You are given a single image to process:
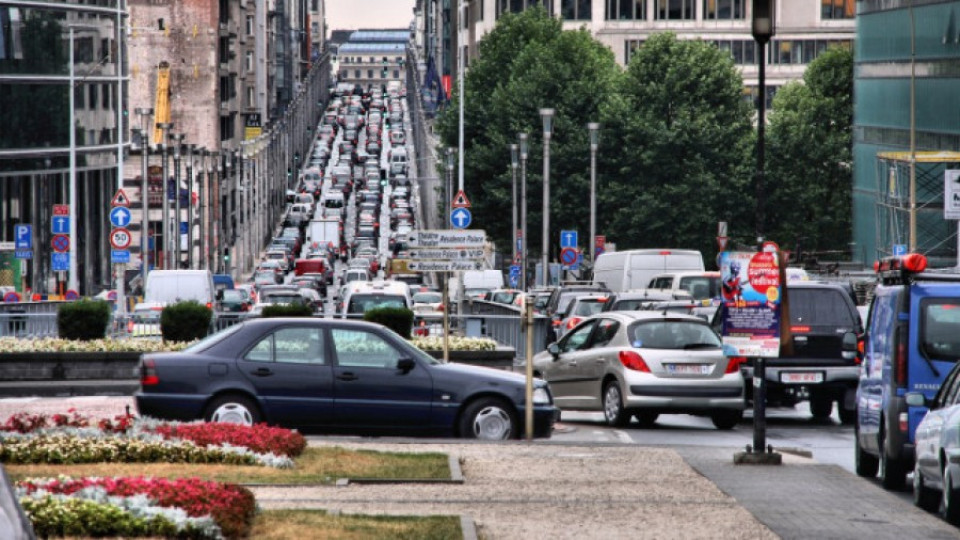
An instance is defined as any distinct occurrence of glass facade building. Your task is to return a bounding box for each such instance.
[853,1,960,266]
[0,1,127,295]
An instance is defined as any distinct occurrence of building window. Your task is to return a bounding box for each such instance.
[655,0,694,20]
[355,69,361,78]
[100,38,111,63]
[246,86,255,108]
[562,0,592,20]
[220,76,229,103]
[74,86,85,110]
[767,39,851,65]
[707,39,756,65]
[368,69,374,78]
[246,15,254,36]
[245,51,254,72]
[704,0,744,20]
[88,84,98,110]
[606,0,644,20]
[102,83,110,109]
[394,70,400,78]
[497,0,551,18]
[625,39,645,64]
[478,0,485,20]
[822,0,854,19]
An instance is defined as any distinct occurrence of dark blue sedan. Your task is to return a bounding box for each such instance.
[135,318,558,439]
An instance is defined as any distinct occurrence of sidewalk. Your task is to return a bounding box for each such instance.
[251,439,960,540]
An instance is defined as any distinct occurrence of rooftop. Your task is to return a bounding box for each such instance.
[348,30,410,43]
[339,42,407,54]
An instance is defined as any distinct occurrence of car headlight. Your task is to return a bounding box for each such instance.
[533,387,551,405]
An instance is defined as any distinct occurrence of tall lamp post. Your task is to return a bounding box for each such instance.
[446,148,455,223]
[185,144,196,269]
[510,143,519,266]
[750,0,776,461]
[169,133,186,268]
[519,133,529,290]
[539,108,555,288]
[155,122,173,268]
[135,108,153,286]
[587,122,600,267]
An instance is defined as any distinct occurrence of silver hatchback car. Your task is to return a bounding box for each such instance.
[533,311,745,429]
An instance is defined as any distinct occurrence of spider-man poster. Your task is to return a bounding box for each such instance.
[719,247,782,358]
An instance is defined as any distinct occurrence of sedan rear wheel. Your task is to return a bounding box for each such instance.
[204,395,261,425]
[460,398,517,440]
[942,469,960,525]
[603,382,630,427]
[914,461,939,512]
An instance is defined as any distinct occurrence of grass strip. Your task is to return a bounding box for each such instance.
[250,509,462,540]
[6,446,450,485]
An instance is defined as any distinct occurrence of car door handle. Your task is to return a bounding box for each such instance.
[337,372,358,381]
[567,361,577,367]
[595,359,606,364]
[250,368,273,377]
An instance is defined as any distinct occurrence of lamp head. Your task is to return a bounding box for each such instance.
[588,122,600,149]
[518,133,528,159]
[510,144,518,167]
[539,108,555,137]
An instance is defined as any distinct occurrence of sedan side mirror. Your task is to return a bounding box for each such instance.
[397,357,416,373]
[547,342,560,358]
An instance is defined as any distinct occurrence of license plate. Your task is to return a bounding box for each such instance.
[666,364,711,375]
[781,372,824,384]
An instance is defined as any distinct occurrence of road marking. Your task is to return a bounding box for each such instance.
[0,397,39,404]
[614,430,632,443]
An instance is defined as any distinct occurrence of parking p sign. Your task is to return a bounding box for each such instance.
[946,169,960,219]
[14,224,31,249]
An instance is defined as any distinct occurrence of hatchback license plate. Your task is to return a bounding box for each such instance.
[781,372,824,384]
[667,364,710,375]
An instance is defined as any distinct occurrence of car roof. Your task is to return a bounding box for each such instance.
[588,310,708,324]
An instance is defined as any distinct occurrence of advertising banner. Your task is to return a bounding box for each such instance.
[719,248,782,358]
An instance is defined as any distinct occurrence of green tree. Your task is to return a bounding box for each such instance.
[599,33,754,260]
[766,46,853,258]
[436,7,621,260]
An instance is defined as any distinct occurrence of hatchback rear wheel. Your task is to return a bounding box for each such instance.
[711,410,743,430]
[603,382,630,427]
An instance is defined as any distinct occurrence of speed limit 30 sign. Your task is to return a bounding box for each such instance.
[110,228,132,250]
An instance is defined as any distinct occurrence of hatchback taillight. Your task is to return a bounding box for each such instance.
[725,356,747,374]
[619,350,650,372]
[141,358,159,386]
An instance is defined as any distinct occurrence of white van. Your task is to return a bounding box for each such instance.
[389,147,408,175]
[135,270,216,312]
[341,280,412,318]
[592,249,704,293]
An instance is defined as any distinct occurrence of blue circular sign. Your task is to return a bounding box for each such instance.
[560,247,578,266]
[64,290,80,301]
[3,291,21,303]
[450,208,472,229]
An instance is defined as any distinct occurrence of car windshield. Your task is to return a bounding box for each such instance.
[413,292,442,303]
[491,292,517,304]
[612,300,654,311]
[679,276,721,300]
[263,293,303,304]
[348,294,406,314]
[182,323,246,353]
[221,290,244,301]
[573,299,605,316]
[789,288,856,327]
[627,320,721,350]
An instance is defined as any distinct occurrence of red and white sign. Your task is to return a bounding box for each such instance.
[51,234,69,253]
[111,189,130,207]
[53,204,69,216]
[451,189,471,208]
[110,228,132,250]
[717,236,729,251]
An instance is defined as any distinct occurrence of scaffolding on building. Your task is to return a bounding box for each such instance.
[875,151,960,266]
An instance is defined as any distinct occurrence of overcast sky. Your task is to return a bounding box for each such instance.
[326,0,415,32]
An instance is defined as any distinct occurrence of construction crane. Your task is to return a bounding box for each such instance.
[152,61,171,144]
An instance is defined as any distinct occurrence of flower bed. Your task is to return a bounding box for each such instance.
[409,336,497,351]
[17,476,256,539]
[0,337,194,354]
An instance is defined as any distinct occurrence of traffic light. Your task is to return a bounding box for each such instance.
[223,248,230,263]
[287,167,292,179]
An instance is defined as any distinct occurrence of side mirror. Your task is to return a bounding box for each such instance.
[397,357,416,373]
[841,332,858,360]
[905,391,928,408]
[547,342,560,358]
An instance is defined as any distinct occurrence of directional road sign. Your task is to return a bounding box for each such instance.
[109,206,132,228]
[408,248,485,260]
[560,247,578,266]
[51,234,69,253]
[110,228,132,250]
[51,252,69,271]
[15,224,31,249]
[561,230,578,249]
[52,216,70,234]
[450,208,472,229]
[508,265,521,288]
[111,250,130,263]
[408,260,483,272]
[408,230,487,248]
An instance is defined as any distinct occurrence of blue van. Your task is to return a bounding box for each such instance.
[855,254,960,489]
[213,274,235,292]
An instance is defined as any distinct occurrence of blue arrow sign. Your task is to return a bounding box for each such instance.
[450,208,472,229]
[52,216,70,234]
[14,224,31,249]
[561,230,577,249]
[109,206,132,228]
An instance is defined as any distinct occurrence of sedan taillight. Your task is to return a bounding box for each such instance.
[619,350,650,373]
[565,317,581,330]
[141,358,159,386]
[725,356,747,374]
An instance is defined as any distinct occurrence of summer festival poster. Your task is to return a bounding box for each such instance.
[719,246,782,358]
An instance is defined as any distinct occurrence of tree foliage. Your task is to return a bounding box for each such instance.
[766,46,853,257]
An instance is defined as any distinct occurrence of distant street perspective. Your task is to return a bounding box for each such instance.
[2,0,960,538]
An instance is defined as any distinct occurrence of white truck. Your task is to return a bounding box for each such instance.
[307,218,340,252]
[592,249,705,293]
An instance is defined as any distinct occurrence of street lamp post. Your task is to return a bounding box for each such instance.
[155,122,173,268]
[510,143,519,267]
[539,108,555,288]
[197,148,207,270]
[587,122,600,267]
[185,144,196,269]
[519,132,529,291]
[135,108,153,285]
[170,133,186,268]
[446,148,455,224]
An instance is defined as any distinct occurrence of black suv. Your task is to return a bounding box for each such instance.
[712,281,863,423]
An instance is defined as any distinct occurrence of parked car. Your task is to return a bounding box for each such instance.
[532,311,745,430]
[910,361,960,521]
[554,294,608,339]
[135,318,559,439]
